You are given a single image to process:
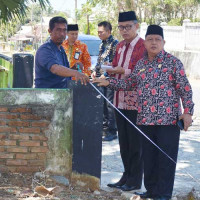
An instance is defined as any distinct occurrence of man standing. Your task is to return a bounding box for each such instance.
[93,25,194,200]
[104,11,145,190]
[62,24,91,77]
[92,21,118,141]
[35,17,89,88]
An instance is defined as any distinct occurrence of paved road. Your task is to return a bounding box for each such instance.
[101,79,200,198]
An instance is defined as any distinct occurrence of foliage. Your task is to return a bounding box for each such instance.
[0,20,21,41]
[0,0,49,23]
[83,0,200,39]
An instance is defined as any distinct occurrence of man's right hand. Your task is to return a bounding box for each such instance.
[91,71,96,79]
[74,71,90,85]
[92,78,109,87]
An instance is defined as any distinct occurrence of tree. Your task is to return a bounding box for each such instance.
[0,0,49,23]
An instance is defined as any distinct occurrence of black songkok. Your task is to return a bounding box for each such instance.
[118,11,137,22]
[145,25,164,38]
[67,24,79,31]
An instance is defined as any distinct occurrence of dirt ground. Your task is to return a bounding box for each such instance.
[0,172,127,200]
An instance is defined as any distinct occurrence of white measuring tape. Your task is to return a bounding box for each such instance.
[89,82,200,186]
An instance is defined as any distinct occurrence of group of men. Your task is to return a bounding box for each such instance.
[34,10,194,200]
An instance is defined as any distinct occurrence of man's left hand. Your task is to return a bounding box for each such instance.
[179,113,193,131]
[106,66,125,74]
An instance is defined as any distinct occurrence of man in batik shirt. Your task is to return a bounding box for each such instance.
[100,12,145,191]
[93,25,194,200]
[62,24,91,77]
[92,21,118,141]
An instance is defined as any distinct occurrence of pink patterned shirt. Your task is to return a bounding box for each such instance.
[109,50,194,125]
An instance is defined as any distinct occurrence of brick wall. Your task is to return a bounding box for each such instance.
[0,106,51,173]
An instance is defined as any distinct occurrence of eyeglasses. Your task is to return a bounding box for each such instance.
[118,24,134,31]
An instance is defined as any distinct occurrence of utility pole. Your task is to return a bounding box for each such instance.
[40,10,43,44]
[75,0,77,23]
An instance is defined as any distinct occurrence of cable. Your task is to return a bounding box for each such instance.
[89,81,200,186]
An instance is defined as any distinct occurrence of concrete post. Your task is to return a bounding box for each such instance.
[183,19,191,50]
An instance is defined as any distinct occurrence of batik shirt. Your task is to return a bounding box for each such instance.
[95,35,118,74]
[112,35,145,110]
[109,50,194,125]
[62,40,91,76]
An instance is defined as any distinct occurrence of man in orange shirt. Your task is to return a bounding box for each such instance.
[62,24,91,76]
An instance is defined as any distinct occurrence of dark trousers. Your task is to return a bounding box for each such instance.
[140,125,180,198]
[115,109,143,187]
[101,87,117,136]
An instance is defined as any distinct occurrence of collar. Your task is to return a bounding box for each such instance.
[144,50,165,63]
[50,39,63,52]
[66,39,81,46]
[129,35,140,47]
[102,35,114,44]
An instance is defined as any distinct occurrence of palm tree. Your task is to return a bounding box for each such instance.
[0,0,49,23]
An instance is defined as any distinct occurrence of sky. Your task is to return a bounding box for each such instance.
[49,0,87,15]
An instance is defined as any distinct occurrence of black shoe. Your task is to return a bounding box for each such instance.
[134,191,154,198]
[107,180,126,188]
[120,184,141,191]
[103,135,117,141]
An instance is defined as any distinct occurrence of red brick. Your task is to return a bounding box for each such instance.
[31,147,48,153]
[31,135,48,141]
[9,134,29,140]
[0,114,18,119]
[0,140,16,146]
[11,127,17,133]
[0,127,17,133]
[0,147,5,152]
[20,114,41,120]
[16,153,37,160]
[41,128,49,134]
[31,121,50,127]
[6,159,27,166]
[0,120,6,126]
[0,127,12,133]
[19,127,40,134]
[10,108,31,113]
[7,147,28,153]
[28,160,45,166]
[0,107,8,112]
[37,153,46,160]
[43,142,48,147]
[0,153,14,159]
[8,121,30,127]
[20,141,40,147]
[0,134,6,139]
[7,166,44,173]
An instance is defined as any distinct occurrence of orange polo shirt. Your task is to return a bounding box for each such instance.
[62,40,91,76]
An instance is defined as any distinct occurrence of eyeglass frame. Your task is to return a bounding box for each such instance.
[117,21,137,31]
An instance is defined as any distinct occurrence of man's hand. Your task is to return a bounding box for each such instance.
[179,113,193,131]
[74,71,89,85]
[103,61,112,66]
[99,74,106,79]
[91,71,96,79]
[106,66,125,74]
[92,78,109,87]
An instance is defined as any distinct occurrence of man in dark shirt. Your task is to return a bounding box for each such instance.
[35,16,89,88]
[91,21,118,141]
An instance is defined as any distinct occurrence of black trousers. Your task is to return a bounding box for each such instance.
[115,109,143,187]
[101,87,117,136]
[140,125,180,198]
